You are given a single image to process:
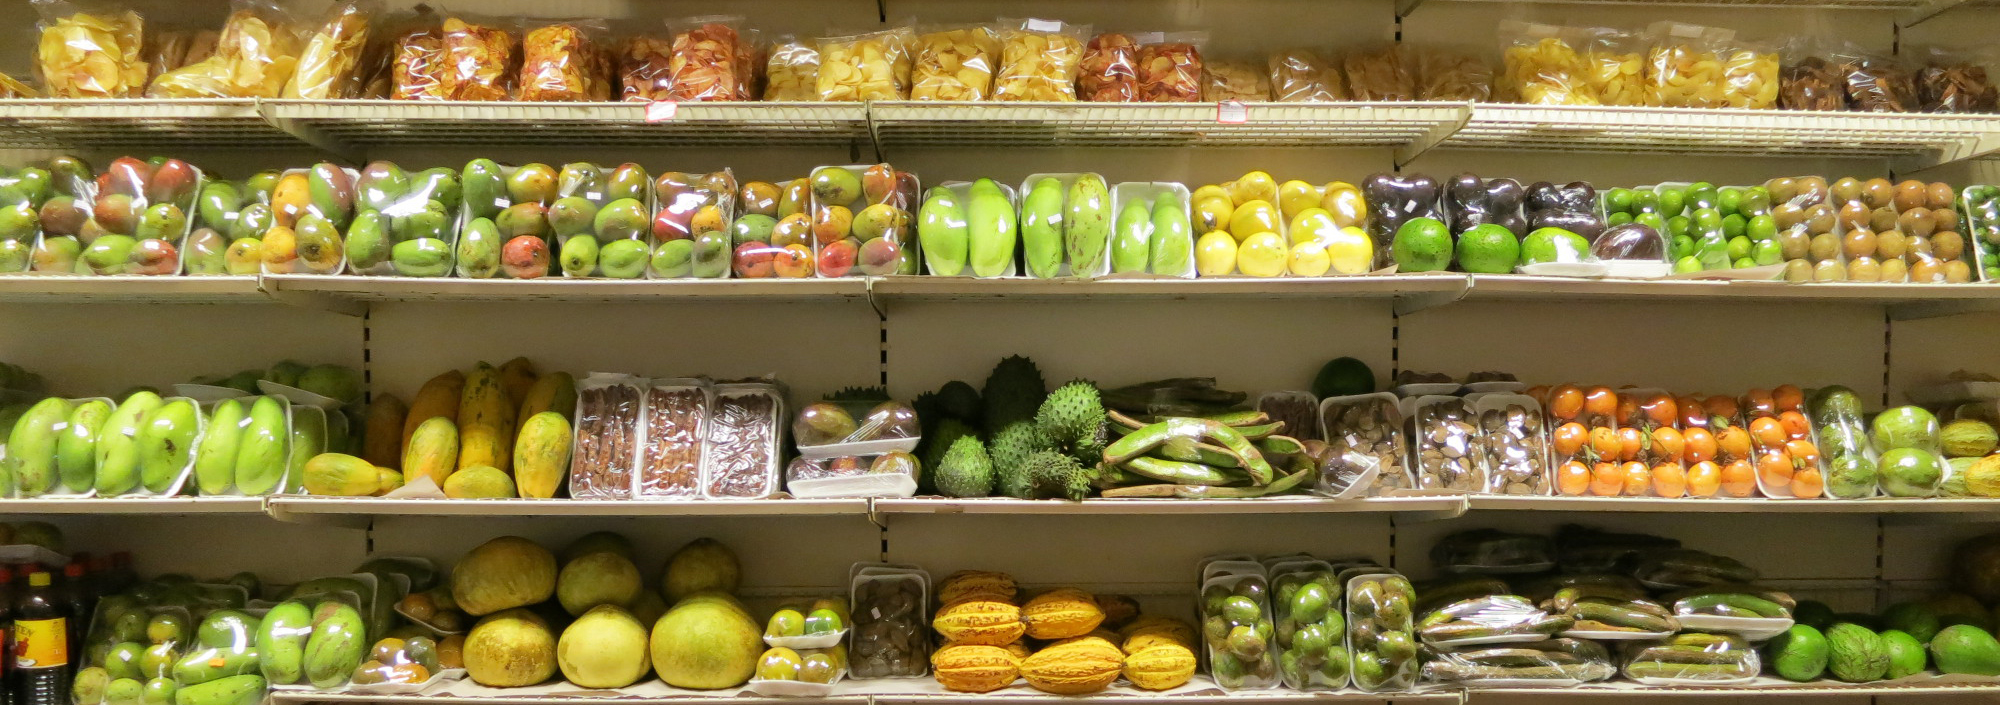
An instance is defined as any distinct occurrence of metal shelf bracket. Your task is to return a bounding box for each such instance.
[257,274,368,317]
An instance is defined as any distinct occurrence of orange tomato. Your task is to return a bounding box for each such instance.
[1643,394,1679,427]
[1552,422,1588,458]
[1589,426,1622,461]
[1682,427,1717,463]
[1652,427,1685,462]
[1721,459,1757,497]
[1749,417,1787,448]
[1686,461,1722,497]
[1557,461,1592,496]
[1704,395,1740,422]
[1791,468,1825,498]
[1774,384,1805,412]
[1778,410,1811,440]
[1549,385,1584,420]
[1652,463,1687,498]
[1617,394,1642,425]
[1757,448,1794,489]
[1526,385,1550,405]
[1786,439,1820,468]
[1676,395,1707,428]
[1616,427,1645,461]
[1716,426,1753,462]
[1744,388,1776,414]
[1583,387,1618,421]
[1621,461,1651,496]
[1591,463,1624,496]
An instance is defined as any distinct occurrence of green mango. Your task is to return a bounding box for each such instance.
[456,218,501,279]
[134,204,187,242]
[495,202,550,239]
[265,361,305,388]
[1,167,51,207]
[232,397,287,496]
[196,611,259,650]
[356,161,409,212]
[136,399,201,494]
[96,392,164,496]
[508,164,558,206]
[56,398,113,493]
[0,239,27,272]
[967,179,1016,278]
[460,159,507,220]
[393,202,450,242]
[547,196,598,237]
[606,163,649,203]
[1150,193,1192,276]
[301,603,364,688]
[392,238,451,278]
[557,163,603,200]
[192,399,245,496]
[285,407,325,493]
[1020,178,1064,278]
[560,235,600,277]
[594,198,648,240]
[48,157,91,198]
[412,167,460,212]
[6,397,73,497]
[344,212,391,271]
[226,204,272,242]
[171,674,263,705]
[599,238,648,279]
[1066,174,1111,275]
[0,203,39,241]
[244,171,281,203]
[256,601,310,684]
[1111,198,1151,274]
[196,183,242,231]
[293,215,344,274]
[172,648,257,687]
[916,187,968,275]
[183,229,228,275]
[306,164,354,226]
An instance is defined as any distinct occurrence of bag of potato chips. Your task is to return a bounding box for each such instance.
[34,0,147,98]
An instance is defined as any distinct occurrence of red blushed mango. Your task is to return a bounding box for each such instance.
[99,156,152,196]
[857,236,901,276]
[733,243,775,278]
[653,202,696,241]
[813,205,853,245]
[818,238,859,277]
[501,235,550,279]
[148,159,199,205]
[772,244,813,278]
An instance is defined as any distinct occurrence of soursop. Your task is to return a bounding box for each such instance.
[922,419,976,481]
[1036,380,1107,464]
[981,355,1047,435]
[990,420,1051,499]
[934,380,982,425]
[935,436,995,498]
[1022,449,1096,501]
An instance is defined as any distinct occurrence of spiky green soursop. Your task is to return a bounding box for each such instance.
[981,356,1046,435]
[990,420,1050,499]
[935,436,995,498]
[922,419,976,474]
[1036,380,1107,464]
[935,381,983,425]
[1023,450,1095,501]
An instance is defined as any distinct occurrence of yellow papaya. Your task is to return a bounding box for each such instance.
[403,369,464,453]
[457,362,515,473]
[363,394,407,469]
[518,372,576,422]
[512,412,571,499]
[498,357,538,410]
[443,465,516,498]
[303,453,379,496]
[375,467,404,495]
[404,416,459,487]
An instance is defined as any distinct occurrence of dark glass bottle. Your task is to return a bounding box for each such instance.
[13,572,67,705]
[0,568,17,705]
[59,564,88,681]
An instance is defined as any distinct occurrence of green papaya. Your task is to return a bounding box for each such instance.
[232,397,288,495]
[460,159,507,220]
[1065,174,1111,276]
[7,397,72,496]
[302,602,365,688]
[171,674,264,705]
[255,601,310,684]
[56,399,113,493]
[1111,198,1151,274]
[1020,178,1063,279]
[96,392,163,496]
[966,179,1016,278]
[286,408,326,494]
[1150,193,1192,276]
[916,187,968,276]
[193,400,246,495]
[136,400,201,493]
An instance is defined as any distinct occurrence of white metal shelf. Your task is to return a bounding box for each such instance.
[869,101,1469,150]
[0,99,294,150]
[1467,495,2000,514]
[0,275,266,304]
[259,273,869,308]
[260,100,872,151]
[0,497,264,515]
[871,495,1468,518]
[265,497,872,526]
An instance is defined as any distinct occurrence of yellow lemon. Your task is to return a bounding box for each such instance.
[1227,200,1280,243]
[1288,240,1332,276]
[1231,171,1278,206]
[1195,230,1238,276]
[1194,197,1235,234]
[1191,184,1231,204]
[1328,226,1375,274]
[1238,231,1289,277]
[1288,208,1337,247]
[1278,180,1322,221]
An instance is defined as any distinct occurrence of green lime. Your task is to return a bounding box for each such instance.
[1718,187,1744,216]
[1688,182,1718,208]
[1674,255,1703,273]
[1390,217,1453,272]
[1732,257,1756,269]
[1696,235,1732,269]
[1748,215,1778,241]
[1521,227,1590,265]
[1634,189,1661,214]
[1722,214,1747,240]
[1671,235,1696,260]
[1753,239,1783,266]
[1742,187,1772,216]
[1607,211,1633,227]
[1667,215,1691,239]
[1726,235,1752,261]
[1456,223,1520,274]
[1605,188,1634,214]
[1657,189,1686,218]
[1694,208,1724,233]
[1636,212,1667,234]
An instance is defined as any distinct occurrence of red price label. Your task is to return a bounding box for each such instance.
[1216,101,1248,124]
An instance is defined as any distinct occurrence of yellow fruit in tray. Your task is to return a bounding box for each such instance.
[1192,197,1233,234]
[1237,231,1289,277]
[1288,208,1338,247]
[1195,231,1237,276]
[1278,180,1321,221]
[1227,171,1278,207]
[1288,241,1332,277]
[1190,184,1230,204]
[1227,201,1280,243]
[1328,226,1375,274]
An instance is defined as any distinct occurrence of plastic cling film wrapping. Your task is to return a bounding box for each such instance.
[439,15,514,101]
[1270,560,1348,690]
[1319,392,1412,494]
[1269,48,1343,102]
[784,454,919,498]
[35,0,147,98]
[1345,572,1417,692]
[344,162,462,278]
[261,164,355,275]
[817,26,913,101]
[763,36,819,101]
[1410,395,1480,492]
[283,1,373,99]
[918,179,1018,278]
[848,568,930,678]
[809,164,919,278]
[1499,23,1597,105]
[1136,33,1204,102]
[65,156,204,277]
[1078,32,1137,102]
[1109,181,1193,278]
[912,25,999,101]
[518,21,609,102]
[993,18,1087,102]
[1416,594,1570,647]
[1620,632,1760,685]
[637,379,710,498]
[700,382,785,499]
[1422,638,1616,686]
[568,373,645,499]
[1473,394,1549,495]
[1199,572,1279,691]
[650,169,736,280]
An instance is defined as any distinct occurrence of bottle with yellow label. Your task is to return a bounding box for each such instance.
[14,572,67,705]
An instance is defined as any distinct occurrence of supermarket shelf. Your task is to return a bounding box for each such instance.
[869,274,1464,302]
[258,274,870,312]
[268,694,867,705]
[870,496,1469,519]
[0,99,295,150]
[265,497,872,526]
[0,497,265,515]
[259,100,872,151]
[1456,275,2000,319]
[1427,105,2000,170]
[1468,495,2000,516]
[1459,678,2000,697]
[876,693,1456,704]
[868,101,1469,150]
[0,275,267,304]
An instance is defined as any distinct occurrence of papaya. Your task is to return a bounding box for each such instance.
[375,468,404,495]
[1110,198,1151,274]
[303,453,378,496]
[7,397,72,496]
[497,357,538,410]
[95,392,163,496]
[233,397,289,495]
[302,603,366,688]
[1149,194,1192,276]
[518,372,576,422]
[192,399,246,495]
[402,369,464,451]
[512,412,572,499]
[1065,174,1112,275]
[1020,178,1064,279]
[404,416,459,487]
[457,363,515,473]
[443,465,516,498]
[362,394,407,468]
[55,399,112,493]
[967,179,1017,278]
[286,408,327,492]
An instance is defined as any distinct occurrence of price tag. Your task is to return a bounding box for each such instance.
[646,101,679,123]
[1025,18,1062,32]
[1216,101,1248,124]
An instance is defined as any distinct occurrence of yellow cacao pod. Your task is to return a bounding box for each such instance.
[1122,643,1197,691]
[1003,641,1032,661]
[939,570,1017,605]
[1020,636,1121,695]
[1021,588,1104,640]
[1096,594,1141,630]
[933,600,1025,646]
[932,644,1020,693]
[1119,617,1197,654]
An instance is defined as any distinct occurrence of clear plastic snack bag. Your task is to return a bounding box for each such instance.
[439,14,514,101]
[147,1,307,98]
[1204,57,1269,101]
[1620,633,1759,684]
[1917,47,1998,113]
[388,8,444,100]
[1269,48,1343,102]
[1837,49,1918,112]
[816,26,912,101]
[912,25,999,100]
[1641,21,1734,108]
[735,28,764,99]
[1423,639,1616,686]
[283,0,374,99]
[1413,46,1491,101]
[994,18,1087,101]
[1499,22,1596,105]
[616,32,672,101]
[34,0,147,98]
[1137,33,1203,102]
[142,26,192,81]
[763,35,818,101]
[518,20,606,102]
[1344,44,1414,101]
[1578,27,1644,106]
[664,16,743,102]
[1078,32,1138,102]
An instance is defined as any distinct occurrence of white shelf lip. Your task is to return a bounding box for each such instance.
[268,694,865,705]
[264,496,872,519]
[871,496,1467,515]
[0,497,265,514]
[1439,105,2000,168]
[259,274,872,302]
[869,274,1458,299]
[1467,495,2000,513]
[0,275,266,303]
